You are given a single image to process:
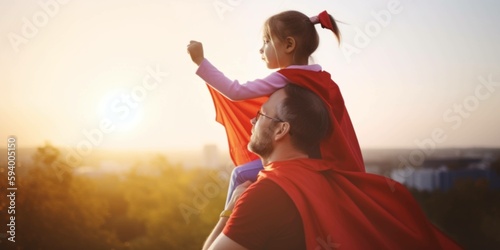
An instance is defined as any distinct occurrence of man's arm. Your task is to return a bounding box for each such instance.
[203,217,246,250]
[208,232,247,250]
[202,181,252,250]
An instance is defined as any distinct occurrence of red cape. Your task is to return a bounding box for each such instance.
[206,86,265,166]
[206,68,462,249]
[260,159,461,249]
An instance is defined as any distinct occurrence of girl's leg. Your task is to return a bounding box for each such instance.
[225,159,263,209]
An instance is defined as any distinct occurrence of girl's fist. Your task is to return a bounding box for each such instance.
[187,40,204,66]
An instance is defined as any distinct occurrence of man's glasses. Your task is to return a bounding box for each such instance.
[255,111,284,123]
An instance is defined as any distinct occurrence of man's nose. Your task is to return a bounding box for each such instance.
[259,47,263,54]
[250,117,256,125]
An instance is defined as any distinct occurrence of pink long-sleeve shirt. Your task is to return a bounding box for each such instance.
[196,58,322,101]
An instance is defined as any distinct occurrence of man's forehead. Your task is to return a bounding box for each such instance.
[263,89,286,111]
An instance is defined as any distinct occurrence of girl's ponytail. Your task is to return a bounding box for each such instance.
[310,11,341,43]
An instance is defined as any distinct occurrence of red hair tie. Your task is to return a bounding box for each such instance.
[309,10,334,31]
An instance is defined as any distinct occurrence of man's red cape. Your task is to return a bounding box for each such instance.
[206,68,462,249]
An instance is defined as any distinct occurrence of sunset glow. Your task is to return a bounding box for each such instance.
[1,0,499,151]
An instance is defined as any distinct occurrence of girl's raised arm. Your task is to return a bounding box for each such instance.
[188,40,287,101]
[196,58,287,101]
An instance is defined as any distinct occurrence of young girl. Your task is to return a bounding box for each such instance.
[187,10,341,208]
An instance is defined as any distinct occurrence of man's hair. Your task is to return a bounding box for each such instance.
[277,84,332,158]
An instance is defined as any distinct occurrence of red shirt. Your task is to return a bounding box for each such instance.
[223,179,306,250]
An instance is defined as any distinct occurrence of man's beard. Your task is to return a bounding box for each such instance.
[248,125,275,159]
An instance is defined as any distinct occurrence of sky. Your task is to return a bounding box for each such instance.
[1,0,499,152]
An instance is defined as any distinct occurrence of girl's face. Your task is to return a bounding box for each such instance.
[259,34,286,69]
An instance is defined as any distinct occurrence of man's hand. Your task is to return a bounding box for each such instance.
[187,40,204,66]
[227,181,252,211]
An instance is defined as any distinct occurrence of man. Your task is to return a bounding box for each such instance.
[203,84,325,249]
[202,84,462,250]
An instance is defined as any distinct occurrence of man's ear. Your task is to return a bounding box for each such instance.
[274,122,291,141]
[284,37,296,54]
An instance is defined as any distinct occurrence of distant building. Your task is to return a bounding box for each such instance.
[203,144,220,168]
[74,161,135,178]
[391,157,500,191]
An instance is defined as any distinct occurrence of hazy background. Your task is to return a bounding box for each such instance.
[1,0,499,152]
[1,1,500,249]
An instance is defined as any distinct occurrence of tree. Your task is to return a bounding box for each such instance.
[491,158,500,176]
[1,144,230,249]
[13,143,123,250]
[122,155,228,249]
[410,179,500,249]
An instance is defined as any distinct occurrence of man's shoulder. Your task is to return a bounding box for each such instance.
[235,177,298,213]
[226,172,305,250]
[230,175,300,226]
[245,177,287,199]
